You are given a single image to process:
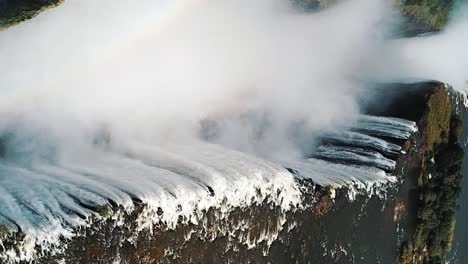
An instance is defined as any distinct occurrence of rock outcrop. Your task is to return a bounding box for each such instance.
[0,82,463,264]
[0,0,63,30]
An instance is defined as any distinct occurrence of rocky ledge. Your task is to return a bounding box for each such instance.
[0,0,63,30]
[0,81,464,264]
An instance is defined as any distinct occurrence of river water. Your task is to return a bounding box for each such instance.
[448,111,468,263]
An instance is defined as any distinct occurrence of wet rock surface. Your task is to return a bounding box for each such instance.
[0,1,462,262]
[0,82,459,264]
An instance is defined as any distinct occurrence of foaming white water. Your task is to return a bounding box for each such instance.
[0,113,417,262]
[354,115,417,139]
[0,0,423,262]
[281,158,394,188]
[0,141,302,262]
[313,145,396,171]
[284,115,416,188]
[321,131,402,155]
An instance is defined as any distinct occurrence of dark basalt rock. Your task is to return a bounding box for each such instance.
[0,82,459,264]
[0,1,462,263]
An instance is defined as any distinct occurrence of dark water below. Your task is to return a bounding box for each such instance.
[448,112,468,263]
[270,191,407,264]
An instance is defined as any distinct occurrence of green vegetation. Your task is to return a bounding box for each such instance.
[423,86,452,152]
[96,206,113,218]
[0,224,9,238]
[413,142,463,263]
[292,0,454,34]
[0,0,63,30]
[401,0,454,31]
[451,115,464,139]
[399,87,464,264]
[399,241,414,264]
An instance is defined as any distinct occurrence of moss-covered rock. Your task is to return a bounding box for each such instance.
[96,206,113,219]
[292,0,454,36]
[423,85,452,152]
[0,0,63,30]
[409,85,464,263]
[451,114,464,140]
[0,224,10,238]
[400,0,454,35]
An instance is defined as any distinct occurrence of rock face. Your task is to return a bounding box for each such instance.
[364,82,466,264]
[0,0,63,30]
[0,82,461,264]
[0,2,463,263]
[399,0,454,36]
[292,0,454,37]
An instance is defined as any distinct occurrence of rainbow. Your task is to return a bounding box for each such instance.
[112,0,200,52]
[0,0,201,110]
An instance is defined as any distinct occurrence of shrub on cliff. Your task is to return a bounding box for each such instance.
[398,241,414,264]
[450,115,464,140]
[435,143,464,174]
[424,86,452,151]
[0,0,63,29]
[411,85,464,263]
[401,0,454,31]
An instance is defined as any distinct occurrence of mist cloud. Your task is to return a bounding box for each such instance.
[365,1,468,91]
[0,0,452,162]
